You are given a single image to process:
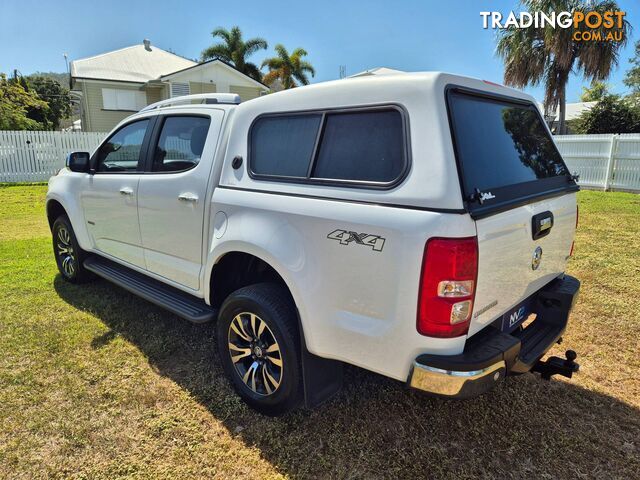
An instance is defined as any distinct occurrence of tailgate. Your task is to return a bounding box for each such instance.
[445,86,579,337]
[470,193,576,336]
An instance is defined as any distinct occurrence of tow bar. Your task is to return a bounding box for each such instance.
[532,349,580,380]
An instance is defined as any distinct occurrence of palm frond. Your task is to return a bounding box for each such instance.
[201,45,232,62]
[291,48,308,58]
[293,71,310,85]
[211,27,232,43]
[244,38,268,57]
[261,57,284,69]
[243,62,263,82]
[274,44,290,61]
[298,61,315,77]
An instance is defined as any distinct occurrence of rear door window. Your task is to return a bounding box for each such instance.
[152,116,211,172]
[447,89,575,213]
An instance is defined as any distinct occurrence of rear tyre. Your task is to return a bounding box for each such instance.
[217,283,303,416]
[52,215,93,283]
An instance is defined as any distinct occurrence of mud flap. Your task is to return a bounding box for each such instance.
[299,329,344,409]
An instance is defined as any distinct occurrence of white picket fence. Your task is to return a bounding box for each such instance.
[0,130,105,182]
[1,130,639,191]
[555,134,640,192]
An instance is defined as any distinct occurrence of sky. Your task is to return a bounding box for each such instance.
[0,0,638,103]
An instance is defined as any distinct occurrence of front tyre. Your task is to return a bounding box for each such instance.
[217,283,303,416]
[52,215,93,283]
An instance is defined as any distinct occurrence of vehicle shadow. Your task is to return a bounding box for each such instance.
[54,276,640,479]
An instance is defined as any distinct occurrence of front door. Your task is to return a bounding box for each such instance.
[137,110,224,290]
[81,118,152,268]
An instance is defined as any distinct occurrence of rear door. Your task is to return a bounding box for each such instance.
[137,110,224,290]
[446,88,578,336]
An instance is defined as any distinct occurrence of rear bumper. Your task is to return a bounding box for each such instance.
[408,274,580,398]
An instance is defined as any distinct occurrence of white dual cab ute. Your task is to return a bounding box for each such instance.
[47,73,581,415]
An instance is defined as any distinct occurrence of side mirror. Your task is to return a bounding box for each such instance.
[66,151,91,173]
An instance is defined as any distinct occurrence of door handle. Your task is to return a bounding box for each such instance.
[119,187,134,196]
[532,211,554,240]
[178,192,199,203]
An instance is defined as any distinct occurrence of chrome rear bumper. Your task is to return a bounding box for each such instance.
[409,361,506,398]
[408,275,580,399]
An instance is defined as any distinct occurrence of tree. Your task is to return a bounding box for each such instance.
[574,95,640,133]
[0,73,48,130]
[261,45,315,89]
[497,0,630,134]
[201,26,267,82]
[26,76,71,130]
[579,81,609,102]
[623,40,640,93]
[29,71,70,88]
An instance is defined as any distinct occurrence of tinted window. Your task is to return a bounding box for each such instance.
[97,120,149,173]
[449,92,569,194]
[312,110,404,182]
[153,116,211,172]
[250,114,321,177]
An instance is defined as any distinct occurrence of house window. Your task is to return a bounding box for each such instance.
[102,88,147,111]
[170,82,190,98]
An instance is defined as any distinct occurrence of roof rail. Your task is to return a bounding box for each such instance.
[140,93,241,112]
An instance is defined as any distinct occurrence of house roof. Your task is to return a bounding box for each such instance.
[70,42,196,83]
[159,58,270,89]
[348,67,405,78]
[540,101,597,121]
[557,101,597,121]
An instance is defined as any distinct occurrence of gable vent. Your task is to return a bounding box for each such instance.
[170,82,190,98]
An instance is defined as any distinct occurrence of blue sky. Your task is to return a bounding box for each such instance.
[0,0,637,102]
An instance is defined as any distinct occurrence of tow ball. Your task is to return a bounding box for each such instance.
[532,350,580,380]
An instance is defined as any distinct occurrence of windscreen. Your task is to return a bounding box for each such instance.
[448,90,572,211]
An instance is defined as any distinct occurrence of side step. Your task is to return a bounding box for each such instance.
[84,256,218,323]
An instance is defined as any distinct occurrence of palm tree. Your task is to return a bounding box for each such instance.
[201,26,267,82]
[261,44,315,89]
[497,0,630,134]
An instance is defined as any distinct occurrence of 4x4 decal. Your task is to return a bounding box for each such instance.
[327,229,386,252]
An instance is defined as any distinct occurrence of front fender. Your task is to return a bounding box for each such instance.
[46,172,92,250]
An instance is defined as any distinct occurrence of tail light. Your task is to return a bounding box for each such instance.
[417,237,478,338]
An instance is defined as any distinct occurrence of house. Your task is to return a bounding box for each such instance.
[347,67,405,78]
[70,39,269,132]
[543,101,597,134]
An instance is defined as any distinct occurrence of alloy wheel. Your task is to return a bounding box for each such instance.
[227,312,283,396]
[56,226,76,278]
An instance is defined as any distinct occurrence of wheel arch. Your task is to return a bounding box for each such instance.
[207,246,299,311]
[207,244,344,408]
[46,198,68,230]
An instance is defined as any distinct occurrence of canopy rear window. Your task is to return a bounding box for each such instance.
[447,88,576,216]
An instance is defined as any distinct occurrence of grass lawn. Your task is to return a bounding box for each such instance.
[0,184,638,479]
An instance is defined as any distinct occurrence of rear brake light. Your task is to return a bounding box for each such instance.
[417,237,478,338]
